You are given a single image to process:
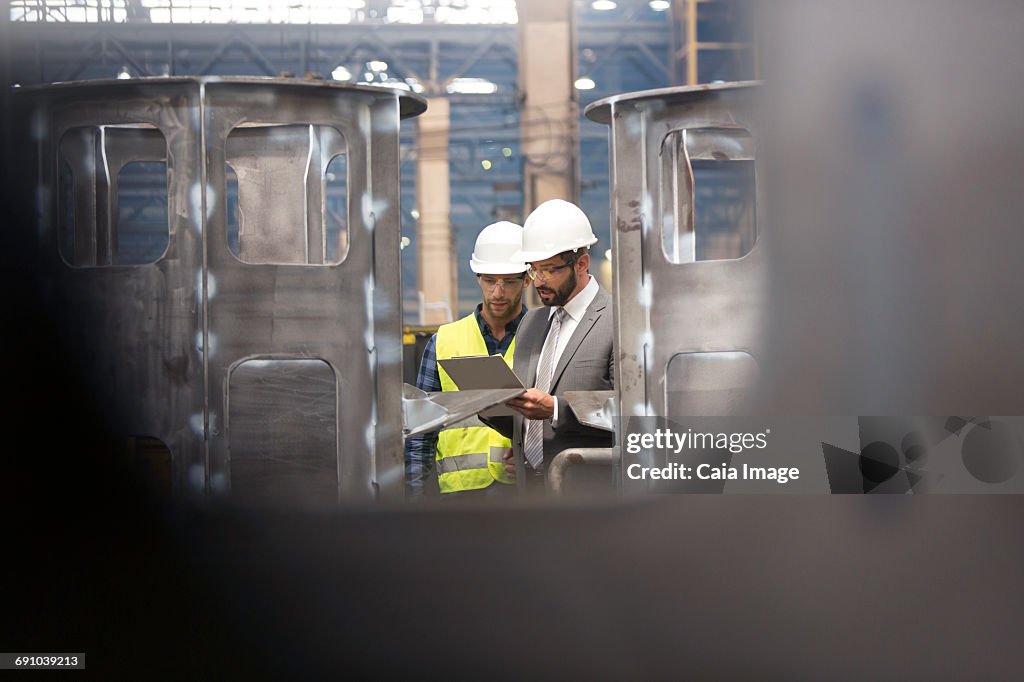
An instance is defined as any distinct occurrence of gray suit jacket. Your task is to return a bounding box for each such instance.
[485,284,614,468]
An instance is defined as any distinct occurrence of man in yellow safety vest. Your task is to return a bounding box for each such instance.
[405,221,529,498]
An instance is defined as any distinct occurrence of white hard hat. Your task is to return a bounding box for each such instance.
[469,221,528,274]
[515,199,598,263]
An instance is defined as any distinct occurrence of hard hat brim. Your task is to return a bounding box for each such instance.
[469,258,528,275]
[512,236,598,264]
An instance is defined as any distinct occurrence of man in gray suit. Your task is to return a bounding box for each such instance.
[485,199,614,492]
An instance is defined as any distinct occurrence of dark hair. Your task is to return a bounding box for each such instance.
[558,247,589,265]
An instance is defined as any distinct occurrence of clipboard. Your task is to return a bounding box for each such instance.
[437,355,525,417]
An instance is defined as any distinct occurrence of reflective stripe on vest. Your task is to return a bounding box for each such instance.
[435,312,517,493]
[435,452,487,475]
[434,444,509,475]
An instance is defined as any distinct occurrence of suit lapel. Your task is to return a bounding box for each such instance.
[548,291,608,391]
[524,310,554,387]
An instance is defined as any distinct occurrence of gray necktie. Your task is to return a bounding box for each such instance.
[523,308,566,471]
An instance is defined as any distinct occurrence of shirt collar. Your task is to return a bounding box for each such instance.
[474,302,528,337]
[549,274,598,323]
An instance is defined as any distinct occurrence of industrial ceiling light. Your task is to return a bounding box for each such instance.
[116,67,131,79]
[446,77,498,94]
[331,65,352,81]
[388,5,425,23]
[368,60,389,72]
[481,159,493,170]
[574,77,596,90]
[591,0,617,11]
[648,0,670,11]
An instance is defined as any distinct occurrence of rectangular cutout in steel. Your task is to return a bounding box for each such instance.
[225,124,349,265]
[58,125,169,266]
[227,358,339,507]
[661,127,756,263]
[665,351,760,416]
[126,436,173,497]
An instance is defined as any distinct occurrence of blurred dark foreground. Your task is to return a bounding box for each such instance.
[5,411,1024,681]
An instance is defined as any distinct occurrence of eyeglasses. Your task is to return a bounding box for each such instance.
[526,261,573,281]
[478,276,525,291]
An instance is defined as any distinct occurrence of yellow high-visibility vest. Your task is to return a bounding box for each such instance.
[435,313,517,493]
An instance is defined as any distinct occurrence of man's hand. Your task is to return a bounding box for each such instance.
[505,388,555,420]
[502,448,516,480]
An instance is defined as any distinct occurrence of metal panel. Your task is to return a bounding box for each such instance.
[227,358,338,508]
[27,79,206,494]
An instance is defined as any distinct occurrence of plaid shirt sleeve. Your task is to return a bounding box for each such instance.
[404,333,441,497]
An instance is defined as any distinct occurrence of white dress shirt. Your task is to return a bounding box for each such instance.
[536,274,599,424]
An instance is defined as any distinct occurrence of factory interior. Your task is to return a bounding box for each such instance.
[3,1,1024,678]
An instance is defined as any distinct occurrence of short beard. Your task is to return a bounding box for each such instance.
[541,268,578,307]
[485,289,522,323]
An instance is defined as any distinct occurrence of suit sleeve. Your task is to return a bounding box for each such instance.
[608,339,615,389]
[550,337,615,440]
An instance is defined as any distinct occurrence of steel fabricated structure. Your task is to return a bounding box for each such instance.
[587,82,764,491]
[587,73,1024,496]
[21,77,426,505]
